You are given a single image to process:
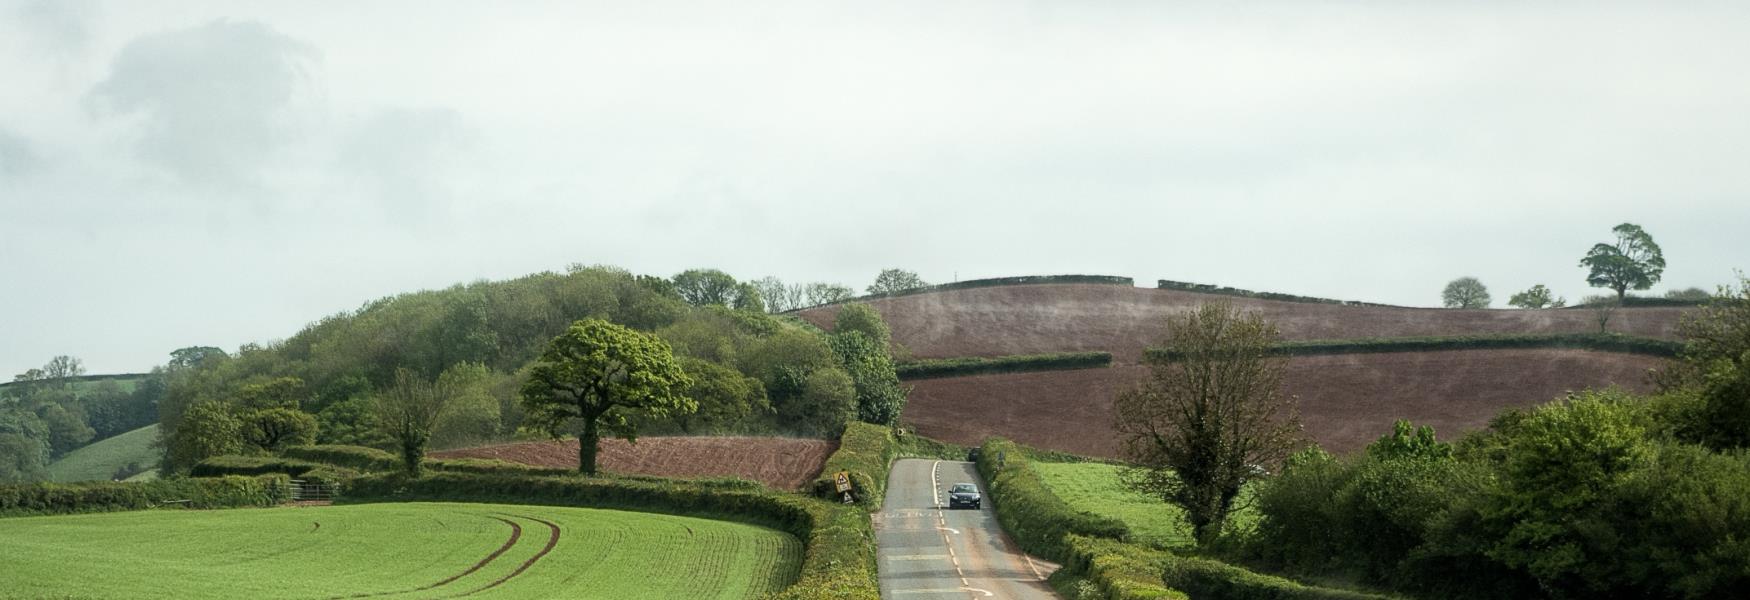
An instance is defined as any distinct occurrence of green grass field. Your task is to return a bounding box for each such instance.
[45,424,159,483]
[0,502,802,599]
[1035,462,1260,549]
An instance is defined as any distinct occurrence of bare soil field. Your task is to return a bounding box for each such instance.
[903,349,1666,456]
[797,283,1686,361]
[432,436,836,490]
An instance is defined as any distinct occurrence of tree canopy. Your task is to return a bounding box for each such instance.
[1507,284,1565,309]
[1580,222,1666,301]
[520,319,694,474]
[1442,277,1491,309]
[867,268,927,295]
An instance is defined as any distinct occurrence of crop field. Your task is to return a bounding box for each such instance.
[796,283,1686,362]
[432,436,836,490]
[1033,462,1257,549]
[0,502,801,599]
[907,349,1662,456]
[46,423,159,482]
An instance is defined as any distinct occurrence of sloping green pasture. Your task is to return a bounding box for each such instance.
[0,502,801,599]
[1034,462,1260,549]
[46,424,159,482]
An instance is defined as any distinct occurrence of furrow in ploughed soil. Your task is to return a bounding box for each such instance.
[328,515,522,600]
[450,516,561,597]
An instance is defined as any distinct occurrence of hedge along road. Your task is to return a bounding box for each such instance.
[875,459,1058,599]
[0,502,801,599]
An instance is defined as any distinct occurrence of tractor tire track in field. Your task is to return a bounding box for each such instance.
[450,515,562,597]
[327,515,523,600]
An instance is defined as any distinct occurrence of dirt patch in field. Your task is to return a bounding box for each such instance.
[431,436,837,490]
[903,349,1666,457]
[797,284,1686,362]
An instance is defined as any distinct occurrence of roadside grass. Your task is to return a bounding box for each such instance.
[45,424,159,482]
[1034,462,1259,550]
[0,501,801,600]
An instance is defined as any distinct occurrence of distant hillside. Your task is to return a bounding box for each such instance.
[0,373,148,393]
[45,424,159,482]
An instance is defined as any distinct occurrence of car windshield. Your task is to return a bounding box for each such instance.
[950,484,977,494]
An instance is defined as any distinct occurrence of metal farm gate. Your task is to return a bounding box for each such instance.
[286,479,337,503]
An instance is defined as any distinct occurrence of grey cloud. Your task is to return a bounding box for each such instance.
[335,107,476,210]
[13,0,93,56]
[87,19,321,186]
[0,129,40,179]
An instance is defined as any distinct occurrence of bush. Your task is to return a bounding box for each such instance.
[897,352,1113,380]
[811,422,896,507]
[1162,554,1389,600]
[191,455,327,478]
[342,471,878,600]
[976,438,1129,562]
[1058,535,1189,600]
[280,444,399,472]
[0,474,289,516]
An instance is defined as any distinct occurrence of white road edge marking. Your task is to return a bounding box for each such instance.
[962,587,994,597]
[936,527,961,534]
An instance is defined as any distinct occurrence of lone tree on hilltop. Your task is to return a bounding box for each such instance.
[867,268,927,295]
[672,269,741,307]
[1509,284,1566,309]
[1581,223,1666,302]
[1443,277,1492,308]
[521,319,693,475]
[1114,302,1302,545]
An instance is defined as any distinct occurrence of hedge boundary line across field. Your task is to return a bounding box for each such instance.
[896,352,1113,380]
[1156,280,1403,308]
[341,471,878,600]
[789,275,1135,312]
[0,474,290,517]
[810,422,897,508]
[976,438,1391,600]
[1141,332,1683,362]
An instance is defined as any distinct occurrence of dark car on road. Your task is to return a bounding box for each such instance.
[947,483,981,509]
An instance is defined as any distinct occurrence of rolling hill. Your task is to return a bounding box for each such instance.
[45,424,159,483]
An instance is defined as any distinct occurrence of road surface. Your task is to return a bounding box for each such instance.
[875,459,1059,599]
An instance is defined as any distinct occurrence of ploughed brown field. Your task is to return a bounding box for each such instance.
[797,283,1685,362]
[905,348,1665,456]
[431,436,836,490]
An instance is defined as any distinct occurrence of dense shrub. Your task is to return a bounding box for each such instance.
[1162,554,1388,600]
[1157,280,1399,308]
[811,422,896,507]
[191,455,326,478]
[0,474,288,516]
[976,438,1129,562]
[280,444,399,472]
[1058,535,1189,600]
[342,471,878,600]
[897,352,1113,380]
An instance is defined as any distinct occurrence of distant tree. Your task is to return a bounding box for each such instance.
[237,377,307,411]
[1666,287,1712,301]
[1583,295,1620,333]
[0,411,50,482]
[867,269,928,295]
[795,368,857,436]
[1114,302,1301,544]
[670,357,767,434]
[240,407,318,452]
[168,346,227,370]
[316,397,391,448]
[1580,223,1666,302]
[804,282,854,306]
[833,303,891,348]
[1442,277,1492,309]
[373,367,469,477]
[164,400,244,471]
[11,368,44,385]
[830,332,907,426]
[520,319,694,475]
[1508,284,1566,309]
[752,277,791,313]
[732,282,765,313]
[673,269,741,307]
[41,356,85,382]
[429,362,501,450]
[37,403,94,457]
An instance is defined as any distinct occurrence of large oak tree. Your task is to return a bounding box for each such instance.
[1580,223,1666,301]
[521,319,694,474]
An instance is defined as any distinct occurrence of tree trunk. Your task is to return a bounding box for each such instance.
[578,417,600,476]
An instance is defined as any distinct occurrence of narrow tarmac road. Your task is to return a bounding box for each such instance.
[875,459,1059,600]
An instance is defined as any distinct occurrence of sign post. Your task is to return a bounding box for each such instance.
[833,471,854,504]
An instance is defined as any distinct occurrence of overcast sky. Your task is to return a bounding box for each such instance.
[3,1,1748,376]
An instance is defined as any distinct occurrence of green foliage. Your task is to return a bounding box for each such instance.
[1057,535,1190,600]
[865,268,927,295]
[315,397,390,448]
[1442,277,1491,309]
[1666,287,1713,301]
[164,400,244,472]
[897,352,1113,380]
[1508,284,1566,309]
[1156,280,1395,307]
[373,367,471,477]
[1581,222,1666,300]
[240,407,318,452]
[1145,333,1685,361]
[1161,553,1390,600]
[279,444,399,472]
[856,274,1131,302]
[977,438,1130,562]
[1035,462,1199,549]
[673,268,743,307]
[190,455,326,478]
[829,332,906,426]
[0,474,289,517]
[662,357,769,434]
[810,421,896,507]
[46,424,159,483]
[521,319,694,474]
[832,304,891,348]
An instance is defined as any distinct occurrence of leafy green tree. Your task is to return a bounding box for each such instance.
[241,407,318,452]
[429,362,501,450]
[37,403,94,457]
[1442,277,1491,308]
[673,269,741,307]
[164,400,244,471]
[42,355,84,382]
[833,303,891,348]
[1115,302,1302,544]
[373,367,469,476]
[0,411,50,483]
[237,376,308,410]
[1581,223,1666,301]
[168,346,227,370]
[830,332,906,426]
[867,268,927,295]
[793,368,857,436]
[752,276,791,313]
[520,319,694,475]
[731,282,765,313]
[316,397,391,448]
[668,357,768,434]
[1507,284,1565,309]
[803,282,854,306]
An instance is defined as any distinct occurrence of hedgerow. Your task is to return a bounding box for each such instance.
[0,474,289,517]
[1058,535,1188,600]
[810,422,896,507]
[896,352,1112,380]
[1156,280,1400,307]
[1144,333,1682,362]
[191,455,326,478]
[279,445,399,472]
[975,438,1129,562]
[342,471,878,600]
[791,275,1135,311]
